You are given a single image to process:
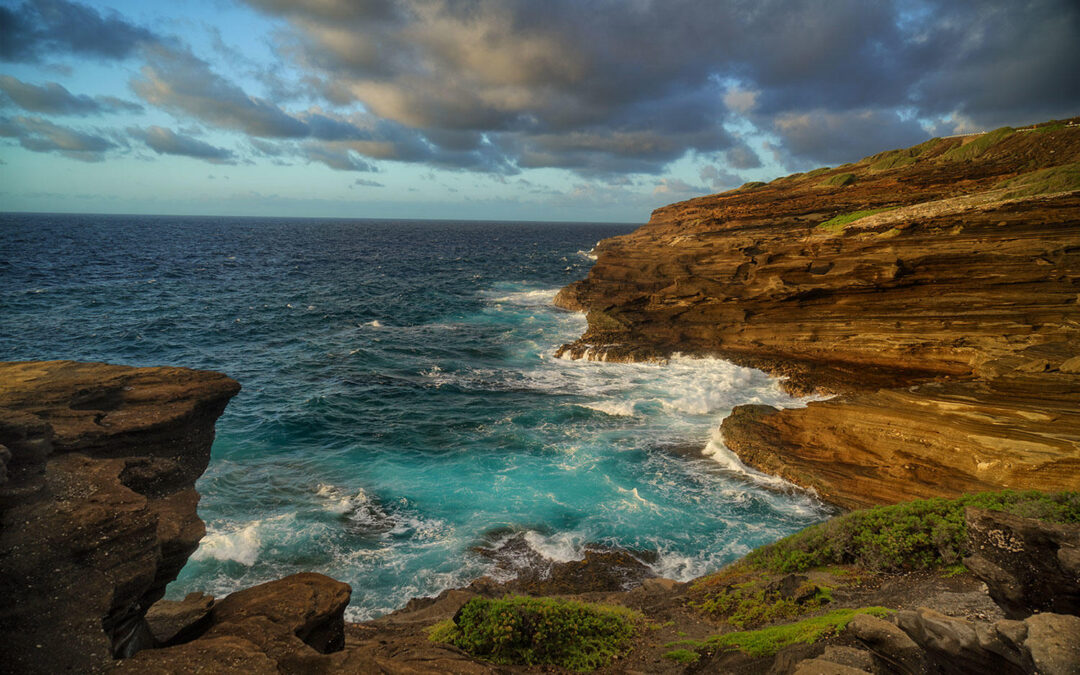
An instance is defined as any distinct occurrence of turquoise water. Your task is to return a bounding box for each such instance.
[1,213,829,619]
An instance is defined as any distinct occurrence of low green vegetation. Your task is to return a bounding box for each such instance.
[941,126,1015,161]
[870,152,916,171]
[666,607,892,659]
[816,207,894,233]
[738,181,767,190]
[997,162,1080,199]
[662,648,700,664]
[865,137,944,170]
[818,172,856,187]
[1025,121,1069,134]
[804,167,832,178]
[691,577,833,628]
[427,596,642,671]
[745,490,1080,573]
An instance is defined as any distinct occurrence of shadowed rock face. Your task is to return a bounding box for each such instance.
[557,121,1080,507]
[964,508,1080,619]
[0,361,240,674]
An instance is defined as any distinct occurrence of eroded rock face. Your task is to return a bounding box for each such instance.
[858,607,1080,675]
[0,361,240,674]
[557,123,1080,506]
[964,507,1080,619]
[719,344,1080,509]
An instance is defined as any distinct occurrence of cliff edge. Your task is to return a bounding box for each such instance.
[556,119,1080,508]
[0,361,240,673]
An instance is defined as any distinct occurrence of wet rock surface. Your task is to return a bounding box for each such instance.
[0,361,239,674]
[557,123,1080,507]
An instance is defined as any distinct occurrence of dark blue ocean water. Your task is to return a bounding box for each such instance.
[1,213,828,619]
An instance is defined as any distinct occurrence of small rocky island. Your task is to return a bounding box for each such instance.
[3,120,1079,673]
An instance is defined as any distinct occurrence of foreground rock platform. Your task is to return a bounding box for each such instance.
[0,361,239,674]
[557,120,1080,507]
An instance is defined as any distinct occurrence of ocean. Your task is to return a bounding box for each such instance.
[0,213,829,620]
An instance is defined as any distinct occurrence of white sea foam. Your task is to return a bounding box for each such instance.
[523,530,587,563]
[484,288,560,306]
[367,320,383,327]
[316,483,370,515]
[192,519,274,566]
[701,432,796,491]
[577,400,639,416]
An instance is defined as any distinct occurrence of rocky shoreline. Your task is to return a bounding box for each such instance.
[1,360,1077,672]
[3,120,1080,673]
[554,119,1080,509]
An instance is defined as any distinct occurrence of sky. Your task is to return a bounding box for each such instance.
[0,0,1078,222]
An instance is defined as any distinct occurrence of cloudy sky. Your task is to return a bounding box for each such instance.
[1,0,1077,222]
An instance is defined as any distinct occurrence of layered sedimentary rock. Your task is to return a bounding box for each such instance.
[0,361,240,673]
[557,121,1080,506]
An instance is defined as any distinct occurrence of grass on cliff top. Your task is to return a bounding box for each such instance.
[997,162,1080,199]
[428,596,642,672]
[940,126,1015,162]
[665,607,892,660]
[743,490,1080,573]
[816,207,895,233]
[818,172,856,187]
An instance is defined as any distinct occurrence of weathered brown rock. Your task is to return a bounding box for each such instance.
[884,607,1080,675]
[0,361,240,674]
[963,507,1080,618]
[114,573,351,673]
[848,612,926,674]
[144,592,215,646]
[557,122,1080,506]
[719,347,1080,509]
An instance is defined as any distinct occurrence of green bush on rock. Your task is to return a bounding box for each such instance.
[428,596,642,671]
[667,607,892,659]
[745,490,1080,573]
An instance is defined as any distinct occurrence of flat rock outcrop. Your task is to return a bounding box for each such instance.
[0,361,240,674]
[110,573,351,674]
[557,120,1080,506]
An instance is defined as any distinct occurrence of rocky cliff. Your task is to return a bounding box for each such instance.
[556,119,1080,508]
[0,361,240,673]
[2,363,1079,673]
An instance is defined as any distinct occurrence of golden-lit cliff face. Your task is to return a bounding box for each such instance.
[556,120,1080,508]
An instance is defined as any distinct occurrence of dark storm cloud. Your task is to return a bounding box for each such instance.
[0,0,157,62]
[239,0,1080,170]
[0,75,142,115]
[909,0,1080,128]
[130,126,235,163]
[0,115,114,161]
[771,109,929,167]
[725,142,762,170]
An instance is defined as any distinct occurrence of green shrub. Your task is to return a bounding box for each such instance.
[668,607,892,658]
[941,126,1015,161]
[818,172,856,187]
[816,207,895,233]
[692,579,832,628]
[997,162,1080,199]
[745,490,1080,573]
[427,596,642,671]
[870,151,917,171]
[663,648,700,664]
[738,181,767,190]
